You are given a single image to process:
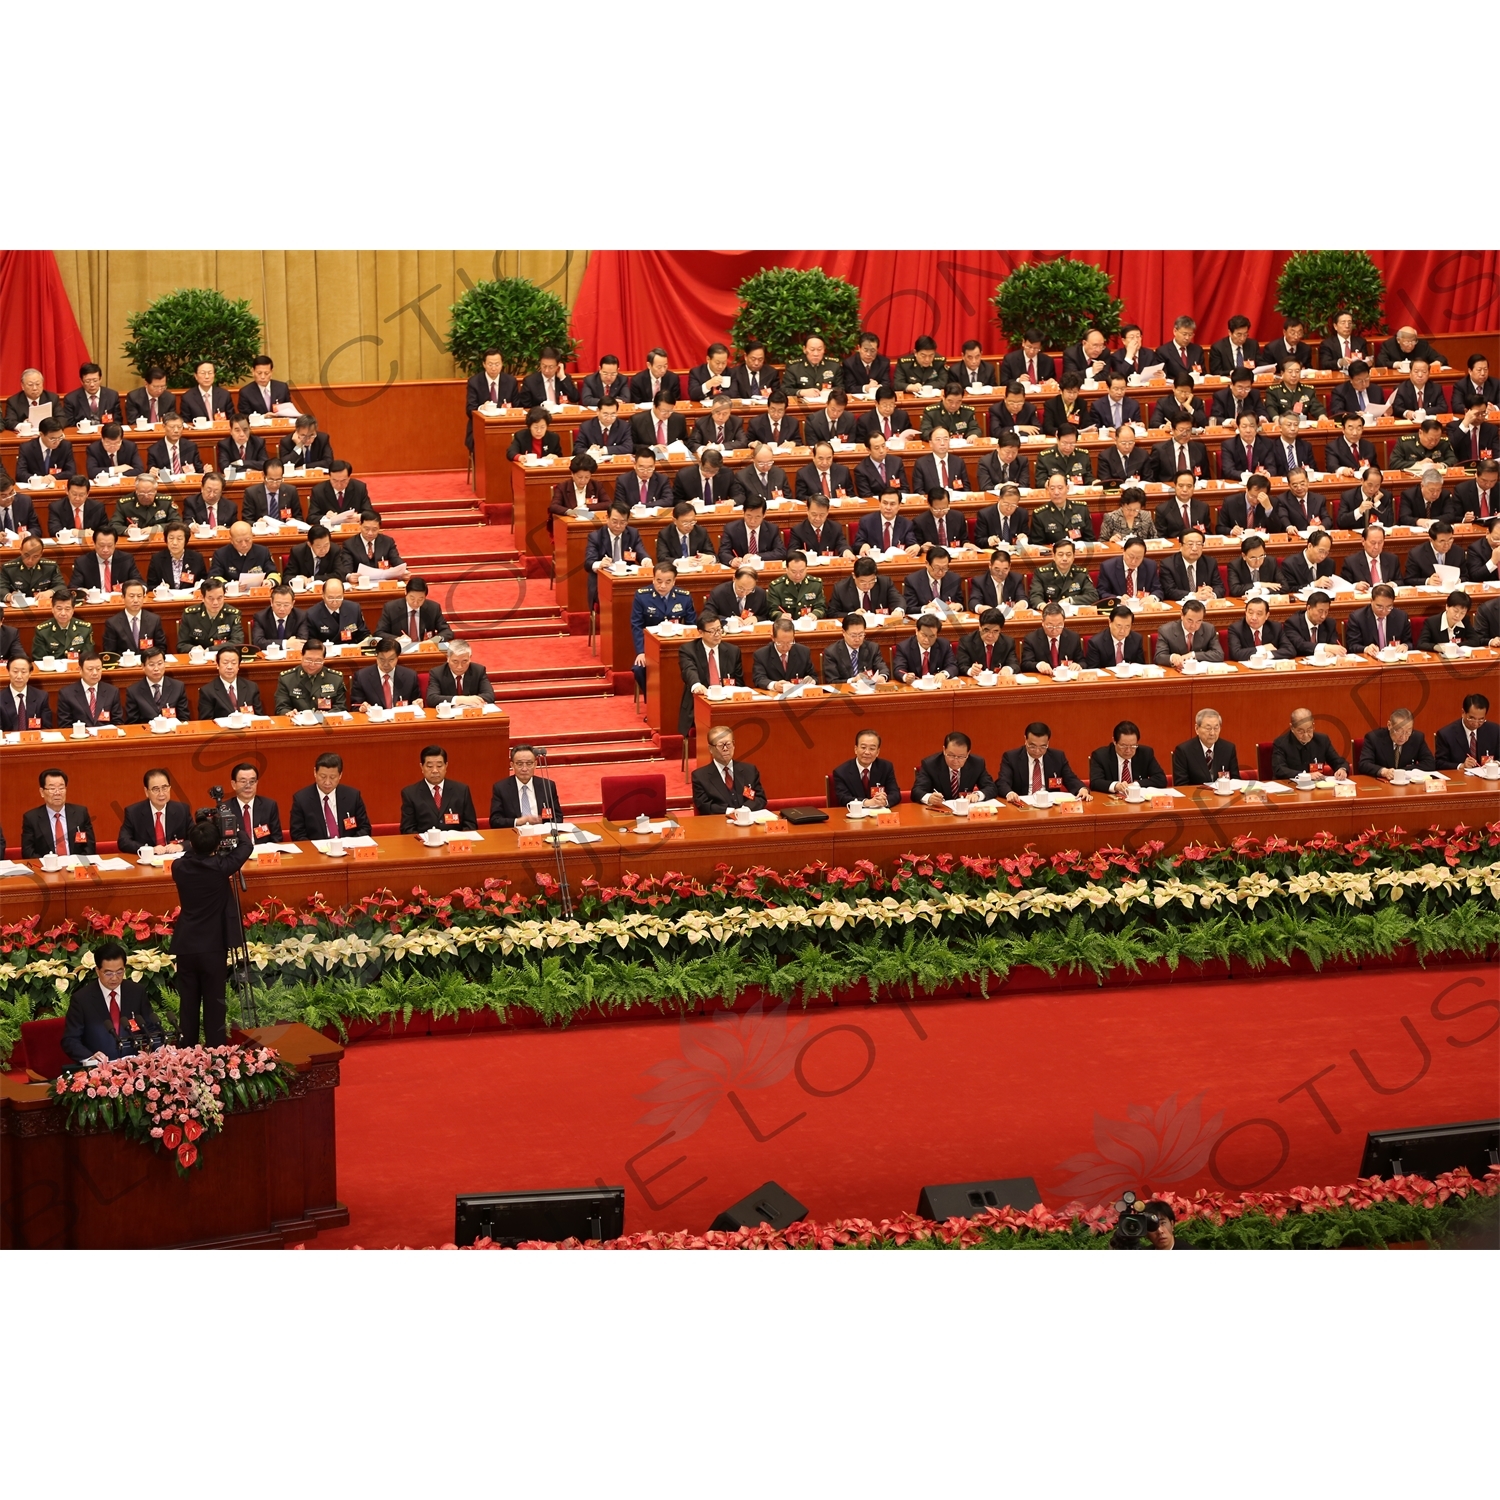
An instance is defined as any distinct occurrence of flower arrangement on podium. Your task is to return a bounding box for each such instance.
[52,1043,288,1174]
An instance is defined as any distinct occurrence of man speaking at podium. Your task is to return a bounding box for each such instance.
[61,941,163,1066]
[171,808,256,1047]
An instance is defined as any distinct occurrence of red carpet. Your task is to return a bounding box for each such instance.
[362,470,475,502]
[307,961,1500,1248]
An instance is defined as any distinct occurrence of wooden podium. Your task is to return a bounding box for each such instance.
[0,1024,349,1249]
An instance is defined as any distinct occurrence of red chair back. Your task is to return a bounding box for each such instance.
[1256,741,1274,780]
[600,774,666,821]
[1352,737,1364,771]
[21,1017,69,1081]
[826,773,837,808]
[417,670,430,698]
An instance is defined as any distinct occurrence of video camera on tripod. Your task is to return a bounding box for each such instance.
[194,785,243,850]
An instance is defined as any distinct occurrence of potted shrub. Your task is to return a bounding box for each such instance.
[1275,250,1387,335]
[121,288,263,387]
[991,258,1123,351]
[729,267,863,364]
[446,277,577,376]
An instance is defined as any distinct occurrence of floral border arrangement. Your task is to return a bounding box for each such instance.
[52,1043,288,1174]
[436,1168,1499,1251]
[2,824,1497,1066]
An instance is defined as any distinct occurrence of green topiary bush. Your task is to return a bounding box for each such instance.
[729,267,863,364]
[446,278,577,376]
[1276,251,1387,335]
[121,288,263,387]
[992,258,1124,349]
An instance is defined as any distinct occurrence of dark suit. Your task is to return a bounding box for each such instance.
[911,510,968,550]
[1271,731,1348,779]
[1172,737,1240,785]
[400,778,479,833]
[144,437,202,473]
[1327,381,1388,420]
[1404,543,1462,586]
[209,543,275,584]
[910,453,970,492]
[977,452,1029,489]
[716,521,784,565]
[954,628,1017,673]
[1019,628,1083,670]
[1277,611,1342,658]
[1227,618,1282,660]
[238,378,291,416]
[831,756,900,806]
[678,638,747,734]
[822,638,889,683]
[949,359,999,387]
[169,832,256,1045]
[21,802,96,858]
[3,389,63,429]
[1447,480,1500,525]
[972,504,1027,547]
[301,599,365,644]
[746,412,800,445]
[731,464,792,508]
[1466,536,1499,585]
[47,495,109,535]
[306,479,373,524]
[1084,629,1146,669]
[672,466,732,509]
[1208,337,1261,376]
[855,455,907,498]
[583,523,645,604]
[1449,423,1500,466]
[101,608,165,654]
[16,440,76,482]
[1097,556,1162,599]
[1000,350,1056,383]
[179,386,235,422]
[61,977,162,1063]
[1273,490,1331,532]
[965,571,1026,610]
[853,512,916,552]
[1216,492,1279,536]
[117,797,192,853]
[612,471,674,511]
[1148,439,1210,485]
[289,783,373,840]
[1336,487,1399,530]
[1417,613,1473,651]
[1153,495,1210,537]
[489,775,564,829]
[1434,719,1500,770]
[345,533,402,571]
[751,641,814,688]
[795,462,855,501]
[854,408,913,443]
[1156,553,1224,601]
[279,433,336,469]
[1210,387,1266,424]
[424,660,495,705]
[508,430,562,462]
[350,662,421,708]
[1358,729,1435,777]
[627,369,682,406]
[692,757,768,814]
[1343,605,1412,655]
[375,596,449,642]
[655,524,715,563]
[1156,341,1204,380]
[1088,744,1168,791]
[913,752,995,801]
[1090,395,1142,430]
[576,417,634,456]
[517,370,579,408]
[829,575,901,617]
[465,369,518,446]
[1278,549,1335,594]
[250,605,308,649]
[1390,380,1447,417]
[630,410,687,448]
[576,372,627,407]
[0,686,51,730]
[62,385,122,425]
[1317,335,1368,371]
[197,675,264,719]
[124,675,190,724]
[181,491,240,529]
[996,747,1083,796]
[728,364,779,401]
[1264,337,1314,372]
[803,409,856,447]
[705,582,770,622]
[85,438,142,478]
[124,386,176,424]
[841,353,891,392]
[0,492,41,533]
[893,634,956,679]
[788,517,849,557]
[70,550,143,592]
[1219,435,1275,483]
[284,542,351,584]
[902,569,964,613]
[1318,435,1373,473]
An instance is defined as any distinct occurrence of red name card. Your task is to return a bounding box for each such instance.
[515,834,547,849]
[1424,778,1445,793]
[1150,795,1175,810]
[353,844,380,860]
[967,805,997,820]
[443,838,481,852]
[1055,800,1085,815]
[874,809,900,827]
[254,851,281,866]
[71,862,93,879]
[659,824,685,842]
[754,818,789,835]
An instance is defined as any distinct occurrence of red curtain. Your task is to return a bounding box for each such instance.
[0,251,92,397]
[570,250,1500,368]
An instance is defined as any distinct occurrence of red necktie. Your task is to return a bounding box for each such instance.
[1050,639,1059,668]
[1122,758,1132,783]
[1252,629,1261,647]
[89,393,99,415]
[108,990,120,1035]
[101,563,110,592]
[227,682,237,709]
[154,810,165,844]
[1027,358,1037,384]
[936,517,946,544]
[75,505,84,529]
[409,610,420,639]
[822,472,831,497]
[656,420,666,444]
[882,417,891,438]
[779,652,788,675]
[883,523,892,550]
[1470,731,1479,760]
[1376,617,1386,648]
[861,767,871,796]
[1127,570,1136,596]
[432,784,442,810]
[150,397,159,422]
[1031,759,1042,792]
[242,805,253,842]
[53,812,66,853]
[921,649,930,675]
[383,675,393,708]
[324,796,338,837]
[859,591,871,612]
[490,381,499,404]
[87,687,96,719]
[708,650,721,686]
[171,446,181,474]
[1115,639,1124,664]
[1369,557,1380,584]
[722,764,733,790]
[950,767,960,796]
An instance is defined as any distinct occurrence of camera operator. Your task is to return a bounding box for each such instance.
[170,804,255,1046]
[60,940,163,1066]
[1109,1194,1180,1249]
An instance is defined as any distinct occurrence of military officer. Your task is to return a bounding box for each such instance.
[780,336,843,395]
[113,475,180,533]
[765,551,827,618]
[1028,538,1099,607]
[1262,361,1327,421]
[1390,419,1457,473]
[1028,473,1097,543]
[32,592,96,658]
[176,579,245,650]
[893,337,946,392]
[919,384,981,440]
[273,639,347,713]
[1,535,66,602]
[1034,431,1095,486]
[630,560,698,690]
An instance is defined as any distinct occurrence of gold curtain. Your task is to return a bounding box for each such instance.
[52,251,588,389]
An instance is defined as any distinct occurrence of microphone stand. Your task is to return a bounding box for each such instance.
[228,839,259,1030]
[546,819,573,920]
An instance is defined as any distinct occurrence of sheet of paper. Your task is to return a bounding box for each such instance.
[87,857,134,871]
[250,842,303,856]
[310,836,378,853]
[0,861,34,877]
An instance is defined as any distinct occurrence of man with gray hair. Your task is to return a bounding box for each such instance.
[1358,709,1436,779]
[1157,316,1204,381]
[4,368,61,430]
[423,639,495,708]
[1271,709,1349,780]
[1172,708,1240,784]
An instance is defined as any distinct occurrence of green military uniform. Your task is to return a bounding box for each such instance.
[113,493,181,532]
[1034,447,1095,485]
[176,603,244,650]
[1028,502,1095,545]
[781,357,842,393]
[765,574,827,618]
[892,356,944,393]
[275,665,348,714]
[1028,564,1099,608]
[32,618,96,657]
[1262,383,1327,420]
[1390,434,1457,469]
[920,402,981,440]
[0,558,65,598]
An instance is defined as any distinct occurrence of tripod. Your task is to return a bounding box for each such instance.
[226,841,259,1031]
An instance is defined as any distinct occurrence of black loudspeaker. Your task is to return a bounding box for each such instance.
[710,1181,808,1233]
[918,1177,1041,1221]
[1358,1119,1500,1182]
[454,1187,625,1247]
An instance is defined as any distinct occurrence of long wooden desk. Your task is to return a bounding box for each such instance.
[0,709,509,842]
[2,519,365,574]
[688,654,1500,801]
[2,776,1495,927]
[1,415,299,481]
